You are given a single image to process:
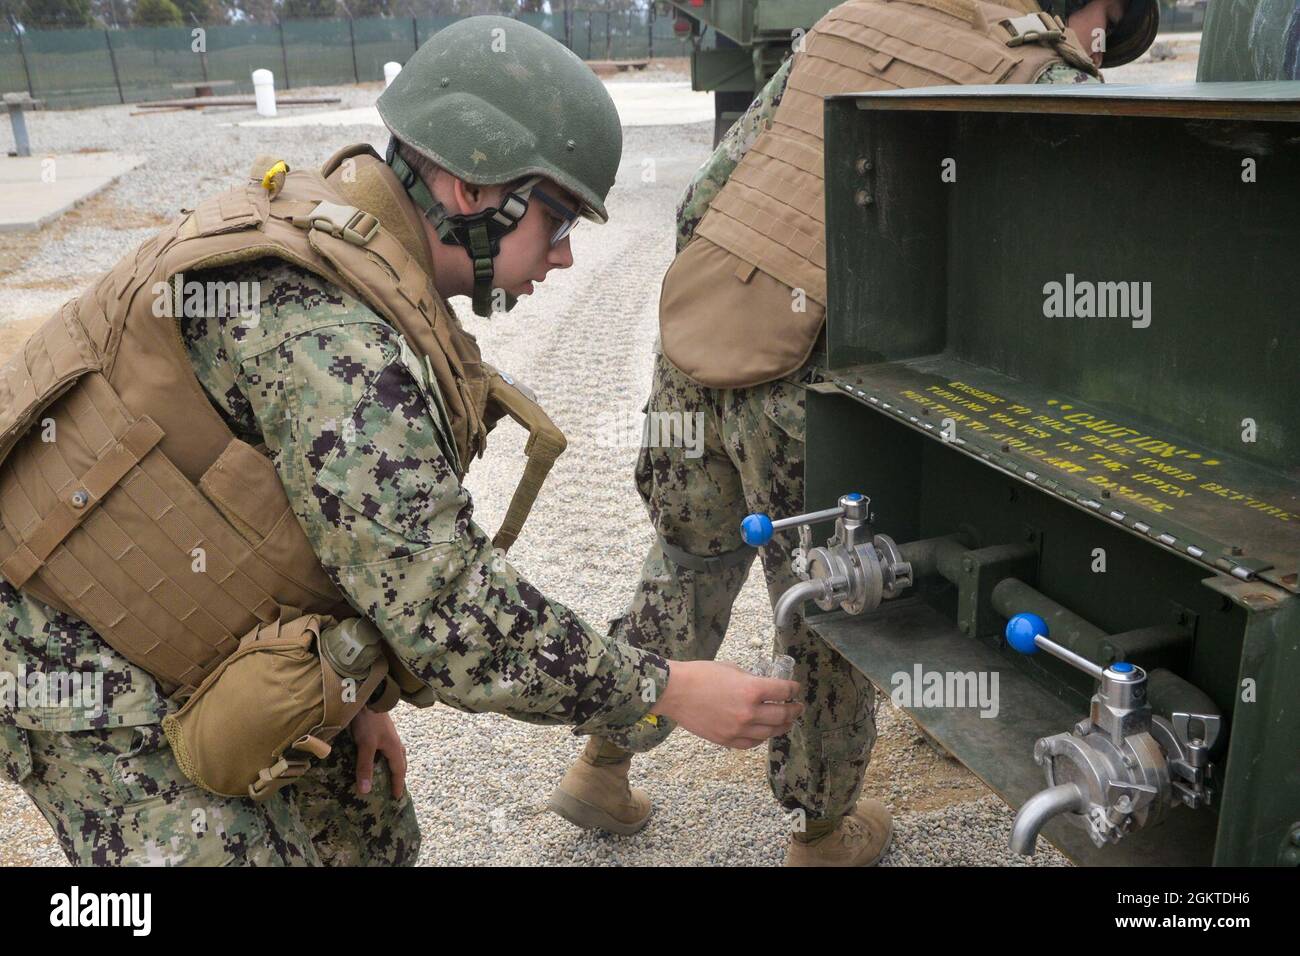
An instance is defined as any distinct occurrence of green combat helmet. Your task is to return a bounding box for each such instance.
[1038,0,1159,68]
[377,15,624,316]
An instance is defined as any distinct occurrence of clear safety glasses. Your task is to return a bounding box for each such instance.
[513,178,581,246]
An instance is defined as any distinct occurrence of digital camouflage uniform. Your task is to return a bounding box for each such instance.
[604,58,1098,820]
[1,256,670,865]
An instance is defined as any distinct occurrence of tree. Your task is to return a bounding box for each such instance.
[133,0,183,23]
[282,0,336,15]
[348,0,395,15]
[18,0,95,27]
[172,0,222,23]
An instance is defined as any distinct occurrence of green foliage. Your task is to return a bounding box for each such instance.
[347,0,395,15]
[171,0,221,23]
[18,0,95,28]
[281,0,336,16]
[132,0,183,23]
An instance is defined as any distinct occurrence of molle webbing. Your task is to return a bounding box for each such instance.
[0,147,490,696]
[692,0,1083,309]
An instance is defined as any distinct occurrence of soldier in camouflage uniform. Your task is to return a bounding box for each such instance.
[0,17,801,866]
[549,0,1158,865]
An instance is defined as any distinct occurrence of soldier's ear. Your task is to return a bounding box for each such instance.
[449,177,481,216]
[450,177,505,216]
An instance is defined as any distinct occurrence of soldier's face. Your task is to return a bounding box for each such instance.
[1066,0,1127,67]
[492,180,579,297]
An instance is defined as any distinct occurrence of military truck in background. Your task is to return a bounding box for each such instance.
[743,0,1300,866]
[658,0,839,142]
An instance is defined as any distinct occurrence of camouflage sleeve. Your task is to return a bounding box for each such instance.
[1036,62,1102,84]
[207,261,669,736]
[676,56,795,253]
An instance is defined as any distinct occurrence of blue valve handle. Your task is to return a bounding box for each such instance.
[1005,612,1122,682]
[741,513,774,547]
[740,503,853,548]
[1005,612,1049,654]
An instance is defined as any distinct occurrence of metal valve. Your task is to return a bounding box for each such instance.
[1004,613,1219,856]
[743,494,913,629]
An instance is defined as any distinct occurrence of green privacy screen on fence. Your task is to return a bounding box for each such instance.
[1,11,701,110]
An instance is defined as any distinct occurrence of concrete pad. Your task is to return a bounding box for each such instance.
[0,152,146,234]
[232,105,382,129]
[605,82,714,126]
[230,81,714,130]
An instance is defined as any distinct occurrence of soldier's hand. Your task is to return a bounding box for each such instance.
[651,659,803,749]
[349,708,408,799]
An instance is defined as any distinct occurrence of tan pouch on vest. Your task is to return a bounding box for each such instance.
[161,613,391,801]
[660,237,826,389]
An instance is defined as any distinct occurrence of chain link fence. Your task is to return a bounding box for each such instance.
[2,10,702,110]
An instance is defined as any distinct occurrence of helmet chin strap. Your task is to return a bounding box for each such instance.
[386,136,531,317]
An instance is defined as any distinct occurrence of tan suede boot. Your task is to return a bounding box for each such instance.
[784,799,893,867]
[546,738,651,835]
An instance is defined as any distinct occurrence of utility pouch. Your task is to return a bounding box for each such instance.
[162,613,394,801]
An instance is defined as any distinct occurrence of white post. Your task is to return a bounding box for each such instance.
[252,68,277,117]
[384,61,402,88]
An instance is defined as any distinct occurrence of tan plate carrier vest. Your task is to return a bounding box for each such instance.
[0,144,563,699]
[662,0,1099,388]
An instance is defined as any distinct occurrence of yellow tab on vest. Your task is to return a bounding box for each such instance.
[735,259,758,283]
[261,161,289,189]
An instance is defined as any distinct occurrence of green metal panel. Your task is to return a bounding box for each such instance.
[1213,592,1300,865]
[673,0,757,44]
[690,46,755,92]
[669,0,836,43]
[1198,0,1300,82]
[666,0,838,94]
[755,0,839,34]
[812,83,1300,865]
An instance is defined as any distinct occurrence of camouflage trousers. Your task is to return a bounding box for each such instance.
[5,719,419,866]
[604,351,878,821]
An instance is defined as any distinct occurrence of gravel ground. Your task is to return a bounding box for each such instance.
[0,54,1216,866]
